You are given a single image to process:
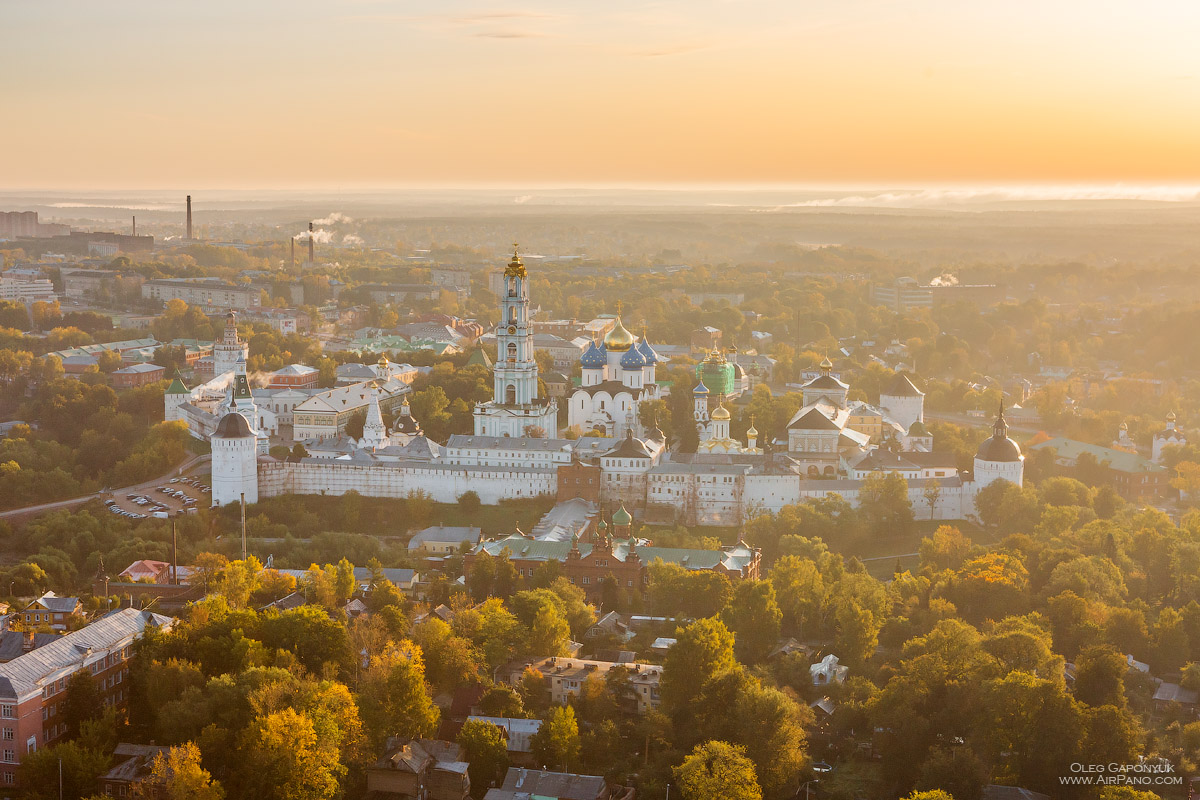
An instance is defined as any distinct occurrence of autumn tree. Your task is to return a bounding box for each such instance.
[530,705,581,771]
[674,741,762,800]
[237,708,342,800]
[131,742,225,800]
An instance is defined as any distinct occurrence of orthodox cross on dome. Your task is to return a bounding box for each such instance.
[505,242,526,278]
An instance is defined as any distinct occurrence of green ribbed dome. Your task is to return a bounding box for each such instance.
[612,504,632,526]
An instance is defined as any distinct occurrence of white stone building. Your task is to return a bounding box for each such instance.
[473,248,558,438]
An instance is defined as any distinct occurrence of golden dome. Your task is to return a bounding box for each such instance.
[503,242,527,278]
[819,356,833,370]
[746,416,758,437]
[604,317,636,352]
[378,353,389,367]
[711,402,731,421]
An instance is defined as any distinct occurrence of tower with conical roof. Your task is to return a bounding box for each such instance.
[211,411,258,507]
[212,309,249,377]
[473,245,559,437]
[360,385,387,450]
[880,371,925,432]
[973,400,1024,488]
[164,371,191,423]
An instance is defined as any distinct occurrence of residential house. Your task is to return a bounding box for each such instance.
[466,717,541,766]
[365,738,470,800]
[484,768,635,800]
[98,743,170,797]
[811,654,848,686]
[21,592,83,631]
[497,657,662,714]
[408,526,482,555]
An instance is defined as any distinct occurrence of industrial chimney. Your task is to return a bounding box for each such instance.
[290,237,295,270]
[307,222,315,264]
[132,215,136,237]
[186,195,193,240]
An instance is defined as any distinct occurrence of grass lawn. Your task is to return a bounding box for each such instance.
[815,760,885,799]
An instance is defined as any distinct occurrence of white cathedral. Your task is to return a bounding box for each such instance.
[566,315,663,438]
[208,249,1024,524]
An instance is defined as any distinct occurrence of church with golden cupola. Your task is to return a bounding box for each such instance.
[567,307,664,438]
[473,246,559,438]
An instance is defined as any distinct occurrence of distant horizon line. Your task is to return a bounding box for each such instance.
[5,182,1200,196]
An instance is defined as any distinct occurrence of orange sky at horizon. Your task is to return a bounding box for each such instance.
[5,0,1200,189]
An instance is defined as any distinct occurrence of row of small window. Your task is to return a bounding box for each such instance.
[569,576,636,587]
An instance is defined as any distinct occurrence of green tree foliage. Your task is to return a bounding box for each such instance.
[236,707,342,800]
[720,579,782,664]
[531,705,581,771]
[457,719,510,797]
[358,642,440,749]
[674,740,762,800]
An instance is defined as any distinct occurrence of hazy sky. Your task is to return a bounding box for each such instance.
[6,0,1200,189]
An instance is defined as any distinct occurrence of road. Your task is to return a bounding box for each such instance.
[0,453,211,523]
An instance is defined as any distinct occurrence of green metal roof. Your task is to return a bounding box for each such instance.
[1030,437,1165,474]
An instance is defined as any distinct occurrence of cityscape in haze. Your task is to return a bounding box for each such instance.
[3,3,1200,800]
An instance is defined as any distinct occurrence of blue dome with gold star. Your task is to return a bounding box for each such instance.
[620,346,647,368]
[581,341,607,368]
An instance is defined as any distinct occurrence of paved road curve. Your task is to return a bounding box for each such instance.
[0,453,211,523]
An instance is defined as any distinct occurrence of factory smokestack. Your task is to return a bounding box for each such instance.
[290,237,295,270]
[186,195,193,240]
[308,222,314,264]
[132,216,136,237]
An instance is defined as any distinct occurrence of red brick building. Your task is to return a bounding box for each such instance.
[269,363,320,390]
[464,532,760,603]
[0,609,174,788]
[558,460,602,503]
[110,362,166,389]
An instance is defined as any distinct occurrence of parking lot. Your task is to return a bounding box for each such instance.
[105,475,211,520]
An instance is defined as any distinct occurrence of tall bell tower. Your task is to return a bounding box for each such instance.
[473,245,559,437]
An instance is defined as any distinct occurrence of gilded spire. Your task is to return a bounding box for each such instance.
[504,242,526,278]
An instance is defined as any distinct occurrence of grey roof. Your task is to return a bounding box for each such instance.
[409,526,482,549]
[214,412,253,438]
[572,379,645,399]
[261,591,307,612]
[0,631,58,662]
[977,434,1022,462]
[0,609,174,701]
[498,768,608,800]
[604,432,653,459]
[1154,682,1199,704]
[787,407,842,431]
[101,745,169,782]
[27,592,80,614]
[883,373,924,397]
[804,374,849,391]
[982,787,1051,800]
[275,567,416,585]
[448,435,574,452]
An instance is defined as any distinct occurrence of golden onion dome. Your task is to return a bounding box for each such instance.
[378,353,389,367]
[746,416,758,437]
[819,356,833,370]
[711,402,731,421]
[604,317,636,352]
